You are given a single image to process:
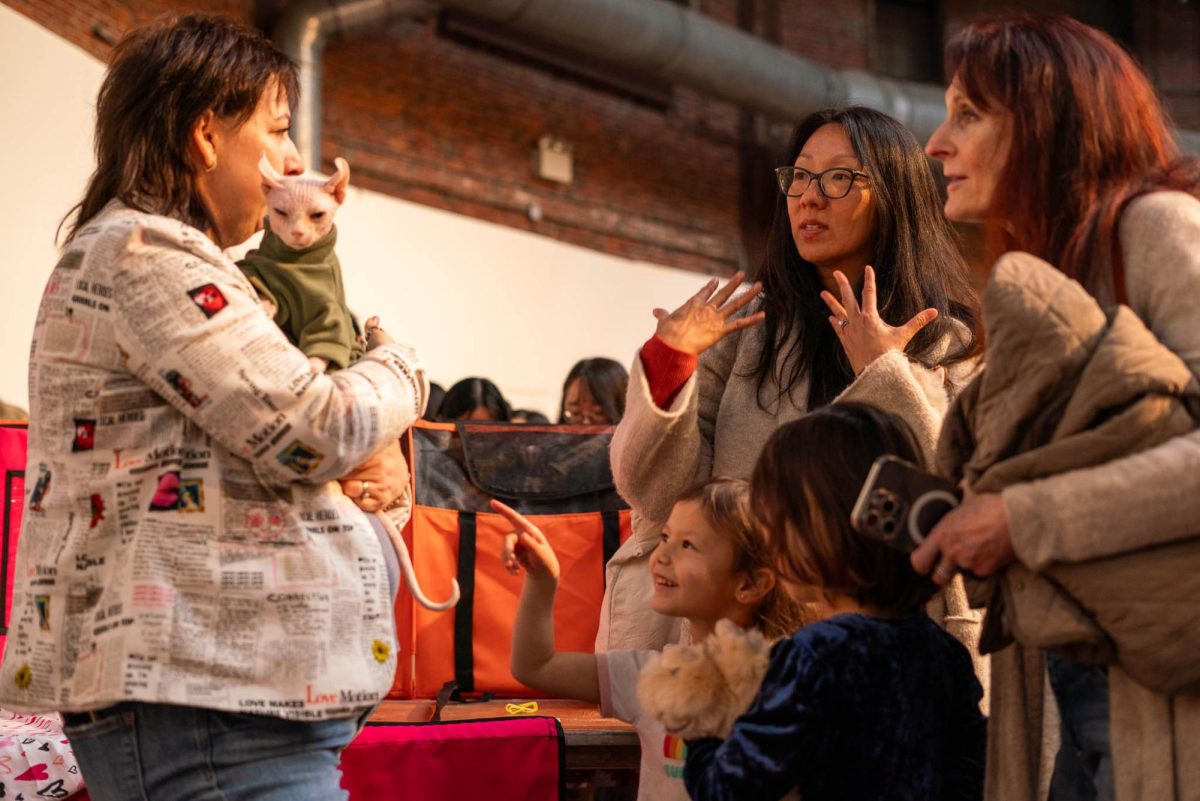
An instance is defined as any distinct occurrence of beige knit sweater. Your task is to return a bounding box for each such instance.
[600,298,985,694]
[991,191,1200,801]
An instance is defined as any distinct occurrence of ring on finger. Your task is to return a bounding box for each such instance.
[932,563,954,581]
[361,480,371,501]
[838,318,850,329]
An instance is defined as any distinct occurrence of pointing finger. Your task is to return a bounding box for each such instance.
[489,499,544,540]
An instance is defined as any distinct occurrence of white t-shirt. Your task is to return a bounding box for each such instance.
[597,650,690,801]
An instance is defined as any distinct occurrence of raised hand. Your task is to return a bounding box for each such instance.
[653,271,765,356]
[820,266,938,375]
[493,499,561,581]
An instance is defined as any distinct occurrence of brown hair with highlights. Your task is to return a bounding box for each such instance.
[751,402,937,617]
[62,13,299,242]
[675,478,807,640]
[947,14,1200,304]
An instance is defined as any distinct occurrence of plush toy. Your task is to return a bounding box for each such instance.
[636,618,772,740]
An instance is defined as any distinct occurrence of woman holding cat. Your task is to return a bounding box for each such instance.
[603,106,981,657]
[0,14,425,801]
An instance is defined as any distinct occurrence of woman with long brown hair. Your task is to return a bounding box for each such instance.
[914,14,1200,801]
[604,106,980,656]
[0,14,425,800]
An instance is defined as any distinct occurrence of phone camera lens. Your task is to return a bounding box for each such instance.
[881,518,896,535]
[880,499,897,514]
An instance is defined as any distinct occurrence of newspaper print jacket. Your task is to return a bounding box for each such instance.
[0,201,426,720]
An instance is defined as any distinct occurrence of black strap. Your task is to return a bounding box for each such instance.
[453,511,476,693]
[601,511,620,588]
[430,679,495,723]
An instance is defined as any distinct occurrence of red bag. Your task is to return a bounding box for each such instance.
[340,717,565,801]
[0,422,27,653]
[391,421,631,698]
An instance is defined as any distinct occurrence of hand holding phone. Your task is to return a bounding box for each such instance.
[850,455,960,553]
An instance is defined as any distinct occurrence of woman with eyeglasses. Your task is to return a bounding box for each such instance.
[559,357,629,425]
[600,105,980,654]
[910,15,1200,801]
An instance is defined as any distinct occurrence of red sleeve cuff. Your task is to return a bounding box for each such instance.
[639,334,698,410]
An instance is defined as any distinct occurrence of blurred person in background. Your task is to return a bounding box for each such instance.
[559,357,628,426]
[440,377,511,422]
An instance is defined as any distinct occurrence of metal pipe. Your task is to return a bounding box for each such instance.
[276,0,1199,170]
[273,0,434,169]
[430,0,945,141]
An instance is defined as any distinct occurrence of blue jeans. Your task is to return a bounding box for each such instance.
[1047,654,1114,801]
[63,702,365,801]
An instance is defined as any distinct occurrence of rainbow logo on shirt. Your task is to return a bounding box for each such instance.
[663,734,687,778]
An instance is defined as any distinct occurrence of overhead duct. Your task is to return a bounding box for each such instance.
[276,0,1200,170]
[273,0,435,168]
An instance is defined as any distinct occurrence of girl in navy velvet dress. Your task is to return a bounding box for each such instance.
[683,402,986,801]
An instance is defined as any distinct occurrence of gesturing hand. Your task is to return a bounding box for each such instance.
[820,266,938,375]
[493,500,561,582]
[654,271,765,356]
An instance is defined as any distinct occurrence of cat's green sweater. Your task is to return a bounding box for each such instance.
[237,222,364,370]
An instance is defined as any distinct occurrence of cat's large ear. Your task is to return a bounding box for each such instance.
[324,157,350,205]
[258,154,286,191]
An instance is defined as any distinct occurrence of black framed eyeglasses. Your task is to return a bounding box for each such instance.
[775,166,870,199]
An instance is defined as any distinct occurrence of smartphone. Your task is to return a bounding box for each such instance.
[850,455,960,552]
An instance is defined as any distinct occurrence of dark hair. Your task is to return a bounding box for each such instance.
[675,478,806,640]
[558,358,629,425]
[751,402,937,616]
[947,14,1200,304]
[422,382,446,422]
[511,409,552,425]
[756,107,978,409]
[439,378,512,422]
[62,13,299,242]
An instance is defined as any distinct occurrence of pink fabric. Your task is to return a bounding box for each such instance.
[340,717,563,800]
[0,424,27,654]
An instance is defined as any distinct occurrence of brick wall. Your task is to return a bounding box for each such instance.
[5,0,1197,277]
